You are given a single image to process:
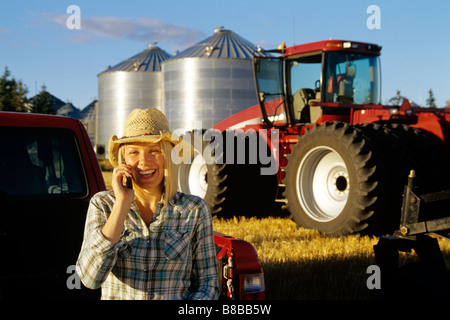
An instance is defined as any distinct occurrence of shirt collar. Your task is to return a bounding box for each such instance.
[168,192,194,214]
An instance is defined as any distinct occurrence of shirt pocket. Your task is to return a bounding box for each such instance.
[164,230,190,260]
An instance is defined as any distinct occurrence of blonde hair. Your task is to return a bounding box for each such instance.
[118,140,178,205]
[160,140,178,204]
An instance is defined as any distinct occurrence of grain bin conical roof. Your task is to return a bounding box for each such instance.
[174,27,265,59]
[101,43,171,73]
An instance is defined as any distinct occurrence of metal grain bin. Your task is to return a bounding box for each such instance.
[161,28,267,131]
[96,44,171,154]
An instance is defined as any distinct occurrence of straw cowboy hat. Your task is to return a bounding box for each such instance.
[108,108,191,167]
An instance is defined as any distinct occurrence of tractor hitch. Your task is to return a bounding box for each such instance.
[373,170,450,298]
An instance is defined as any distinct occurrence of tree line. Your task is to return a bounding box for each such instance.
[1,66,448,113]
[0,67,55,114]
[389,89,443,108]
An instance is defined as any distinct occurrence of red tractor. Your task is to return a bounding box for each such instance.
[178,39,450,236]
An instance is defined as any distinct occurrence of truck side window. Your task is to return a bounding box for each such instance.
[0,127,87,198]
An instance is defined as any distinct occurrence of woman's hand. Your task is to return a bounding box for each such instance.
[111,163,135,206]
[102,163,135,244]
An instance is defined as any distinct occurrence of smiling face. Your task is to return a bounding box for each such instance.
[124,142,165,192]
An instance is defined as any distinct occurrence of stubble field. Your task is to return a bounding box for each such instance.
[213,216,449,299]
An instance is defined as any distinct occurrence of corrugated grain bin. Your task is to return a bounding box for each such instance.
[161,27,267,131]
[96,44,170,154]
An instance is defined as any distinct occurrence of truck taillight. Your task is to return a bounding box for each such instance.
[242,273,265,293]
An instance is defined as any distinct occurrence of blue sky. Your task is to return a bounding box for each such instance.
[1,0,449,110]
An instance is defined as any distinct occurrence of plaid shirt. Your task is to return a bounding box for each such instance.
[76,191,219,300]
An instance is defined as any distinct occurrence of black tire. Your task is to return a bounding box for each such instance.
[355,122,410,233]
[384,123,450,221]
[383,123,450,193]
[177,130,225,215]
[178,129,278,217]
[283,122,404,236]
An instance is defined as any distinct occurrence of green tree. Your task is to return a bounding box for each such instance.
[388,90,406,106]
[0,67,29,112]
[426,88,437,108]
[33,84,55,114]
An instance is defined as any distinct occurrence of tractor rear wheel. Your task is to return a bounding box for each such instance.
[283,122,401,236]
[177,130,226,215]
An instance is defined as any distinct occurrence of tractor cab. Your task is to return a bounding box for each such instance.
[254,40,382,127]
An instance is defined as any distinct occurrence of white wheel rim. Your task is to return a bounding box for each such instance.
[295,146,350,222]
[188,152,208,197]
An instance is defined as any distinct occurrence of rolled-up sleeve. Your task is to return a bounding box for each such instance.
[188,201,220,300]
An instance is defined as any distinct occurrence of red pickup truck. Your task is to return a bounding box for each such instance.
[0,111,264,300]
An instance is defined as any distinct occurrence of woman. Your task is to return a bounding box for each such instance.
[76,108,219,300]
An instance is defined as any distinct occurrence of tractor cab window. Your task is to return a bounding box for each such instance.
[287,54,322,123]
[254,57,288,127]
[324,52,381,104]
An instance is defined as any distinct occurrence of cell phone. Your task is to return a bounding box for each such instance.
[125,176,133,189]
[122,161,133,189]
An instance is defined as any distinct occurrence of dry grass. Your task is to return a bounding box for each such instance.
[213,216,379,299]
[102,170,113,190]
[213,216,378,262]
[213,216,450,300]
